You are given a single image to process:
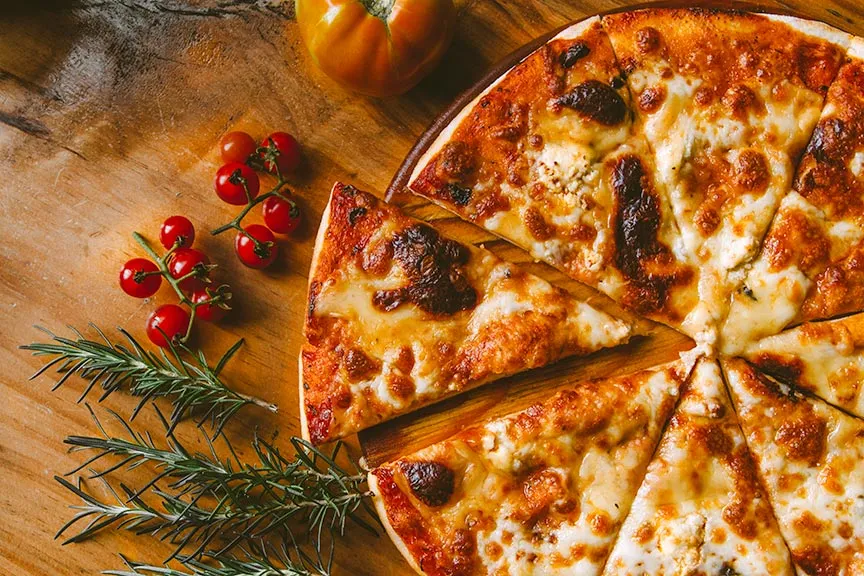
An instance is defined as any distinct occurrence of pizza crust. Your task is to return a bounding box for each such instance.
[367,472,426,576]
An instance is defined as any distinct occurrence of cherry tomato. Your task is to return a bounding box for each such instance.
[168,248,211,292]
[262,196,301,235]
[261,132,301,176]
[190,289,228,322]
[215,163,260,205]
[235,224,278,269]
[219,131,257,164]
[119,258,162,298]
[159,215,195,249]
[146,304,190,348]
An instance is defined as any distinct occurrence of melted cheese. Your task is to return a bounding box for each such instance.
[723,359,864,576]
[604,360,795,575]
[370,364,687,576]
[743,318,864,418]
[303,185,633,443]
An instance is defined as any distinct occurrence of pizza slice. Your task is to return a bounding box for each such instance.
[407,16,707,343]
[603,8,851,340]
[369,361,690,576]
[741,313,864,419]
[300,182,632,444]
[723,38,864,352]
[722,357,864,576]
[602,359,794,576]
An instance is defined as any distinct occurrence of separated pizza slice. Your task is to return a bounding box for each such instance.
[602,359,794,576]
[300,183,632,444]
[369,361,690,576]
[603,8,851,340]
[408,16,707,343]
[741,312,864,419]
[723,38,864,352]
[722,357,864,576]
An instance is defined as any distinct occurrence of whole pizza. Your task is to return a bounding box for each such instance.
[301,7,864,575]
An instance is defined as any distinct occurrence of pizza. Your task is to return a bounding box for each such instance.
[604,9,851,346]
[723,37,864,352]
[368,361,689,576]
[722,357,864,576]
[602,359,794,575]
[299,7,864,575]
[741,312,864,419]
[407,16,707,343]
[299,182,632,444]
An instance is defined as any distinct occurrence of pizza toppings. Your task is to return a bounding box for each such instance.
[553,80,627,125]
[372,224,477,315]
[775,417,827,466]
[400,461,456,507]
[559,41,590,68]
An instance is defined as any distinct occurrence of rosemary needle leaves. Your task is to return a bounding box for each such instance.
[21,324,276,434]
[55,406,378,573]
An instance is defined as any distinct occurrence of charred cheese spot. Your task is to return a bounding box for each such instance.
[447,183,473,206]
[797,42,843,94]
[733,150,769,191]
[693,423,733,455]
[554,80,627,126]
[399,460,455,507]
[805,118,847,164]
[722,85,760,120]
[388,373,416,400]
[588,511,612,536]
[763,210,830,273]
[638,86,666,113]
[437,141,475,180]
[373,224,477,315]
[528,134,544,148]
[633,521,655,544]
[348,206,366,226]
[519,468,566,524]
[559,41,590,68]
[343,347,380,381]
[636,26,660,54]
[793,544,839,576]
[474,192,511,222]
[750,354,805,389]
[611,154,689,315]
[393,346,415,374]
[775,417,827,466]
[360,239,394,276]
[524,206,554,241]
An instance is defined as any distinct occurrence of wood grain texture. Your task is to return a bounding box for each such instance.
[1,1,863,575]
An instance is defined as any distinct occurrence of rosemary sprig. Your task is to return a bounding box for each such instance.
[21,325,276,434]
[56,405,377,569]
[106,547,319,576]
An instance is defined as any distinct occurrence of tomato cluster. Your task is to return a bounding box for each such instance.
[119,217,231,348]
[213,131,303,269]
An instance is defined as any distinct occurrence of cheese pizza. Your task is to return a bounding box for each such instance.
[722,358,864,576]
[723,38,864,352]
[407,16,707,343]
[369,361,689,576]
[603,8,851,344]
[300,183,632,444]
[742,313,864,419]
[602,359,794,575]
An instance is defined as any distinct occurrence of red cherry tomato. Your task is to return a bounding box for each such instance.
[261,132,301,176]
[159,215,195,249]
[262,196,301,235]
[119,258,162,298]
[146,304,190,348]
[235,224,278,269]
[219,131,257,164]
[215,163,260,205]
[168,248,211,292]
[190,289,228,322]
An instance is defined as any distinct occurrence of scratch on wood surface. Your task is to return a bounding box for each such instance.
[45,0,294,19]
[0,111,89,161]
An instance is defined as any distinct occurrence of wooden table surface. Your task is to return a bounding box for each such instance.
[2,1,863,574]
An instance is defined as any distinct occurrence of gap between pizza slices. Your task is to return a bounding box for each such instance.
[299,182,634,444]
[407,8,864,353]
